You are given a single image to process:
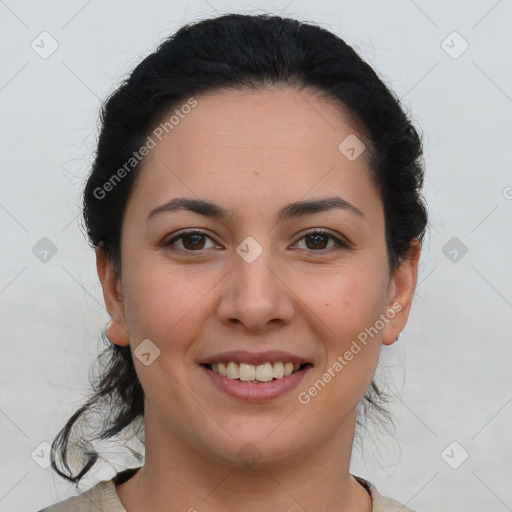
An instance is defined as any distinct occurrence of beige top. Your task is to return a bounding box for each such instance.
[37,467,418,512]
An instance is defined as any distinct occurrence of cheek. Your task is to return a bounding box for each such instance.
[295,271,386,436]
[120,262,209,409]
[121,259,210,348]
[306,265,387,397]
[310,265,389,342]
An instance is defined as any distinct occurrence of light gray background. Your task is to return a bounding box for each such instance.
[1,0,511,511]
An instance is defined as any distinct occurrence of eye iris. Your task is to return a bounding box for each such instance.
[174,232,336,251]
[183,233,205,250]
[306,233,328,250]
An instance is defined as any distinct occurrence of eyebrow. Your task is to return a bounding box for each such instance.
[146,196,364,222]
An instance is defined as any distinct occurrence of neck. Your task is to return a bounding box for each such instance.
[115,411,372,512]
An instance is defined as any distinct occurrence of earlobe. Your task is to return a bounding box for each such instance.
[96,246,130,347]
[382,240,421,346]
[106,320,130,347]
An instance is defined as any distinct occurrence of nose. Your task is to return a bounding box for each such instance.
[216,248,296,334]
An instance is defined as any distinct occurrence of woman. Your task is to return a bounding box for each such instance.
[38,13,427,512]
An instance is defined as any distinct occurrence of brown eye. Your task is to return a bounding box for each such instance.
[293,230,347,252]
[305,232,329,250]
[164,230,217,251]
[181,233,206,250]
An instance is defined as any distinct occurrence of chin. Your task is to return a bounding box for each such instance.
[196,427,309,470]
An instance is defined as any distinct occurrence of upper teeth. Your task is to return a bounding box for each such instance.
[210,361,301,382]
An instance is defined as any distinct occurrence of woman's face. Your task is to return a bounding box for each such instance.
[98,87,418,469]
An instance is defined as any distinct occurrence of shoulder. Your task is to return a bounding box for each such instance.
[353,475,420,512]
[35,475,130,512]
[36,467,140,512]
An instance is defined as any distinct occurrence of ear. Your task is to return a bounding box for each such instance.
[96,246,130,346]
[381,239,421,346]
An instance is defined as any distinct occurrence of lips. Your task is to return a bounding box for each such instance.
[201,349,310,366]
[199,350,313,401]
[200,350,312,382]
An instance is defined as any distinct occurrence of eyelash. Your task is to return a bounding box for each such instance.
[163,228,349,254]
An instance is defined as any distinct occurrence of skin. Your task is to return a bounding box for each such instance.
[97,87,420,512]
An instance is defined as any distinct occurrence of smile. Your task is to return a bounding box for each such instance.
[204,361,310,382]
[201,358,313,401]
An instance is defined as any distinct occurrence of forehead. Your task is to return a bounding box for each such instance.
[126,87,381,221]
[152,87,357,159]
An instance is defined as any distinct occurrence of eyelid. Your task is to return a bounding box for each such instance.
[294,228,350,250]
[163,228,351,252]
[164,228,219,249]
